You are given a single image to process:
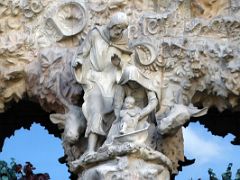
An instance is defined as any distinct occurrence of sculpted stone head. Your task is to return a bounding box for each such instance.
[107,12,128,41]
[123,96,135,109]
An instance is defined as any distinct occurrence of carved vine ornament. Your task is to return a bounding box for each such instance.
[0,0,239,179]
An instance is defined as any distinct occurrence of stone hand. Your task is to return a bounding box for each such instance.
[72,60,79,68]
[72,57,82,68]
[111,54,121,67]
[134,113,141,121]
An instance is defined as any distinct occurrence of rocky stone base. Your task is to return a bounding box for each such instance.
[70,142,172,180]
[79,156,170,180]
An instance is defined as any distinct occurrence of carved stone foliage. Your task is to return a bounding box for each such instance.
[191,0,229,19]
[0,1,23,32]
[136,37,236,111]
[21,0,44,18]
[27,47,82,113]
[1,0,240,179]
[0,32,35,112]
[0,0,47,112]
[26,47,84,164]
[231,0,240,17]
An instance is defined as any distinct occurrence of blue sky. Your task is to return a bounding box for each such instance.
[177,122,240,180]
[0,123,69,180]
[0,122,239,180]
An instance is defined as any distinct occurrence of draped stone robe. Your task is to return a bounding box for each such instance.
[73,26,131,137]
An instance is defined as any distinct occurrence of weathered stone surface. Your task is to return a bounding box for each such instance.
[79,156,170,180]
[191,0,229,19]
[0,0,240,179]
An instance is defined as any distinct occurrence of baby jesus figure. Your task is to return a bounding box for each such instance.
[119,96,141,134]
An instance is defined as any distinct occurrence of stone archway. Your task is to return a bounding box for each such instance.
[0,0,240,179]
[0,100,62,152]
[0,100,80,179]
[190,107,240,145]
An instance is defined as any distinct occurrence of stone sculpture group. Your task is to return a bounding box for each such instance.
[0,0,240,179]
[67,12,207,179]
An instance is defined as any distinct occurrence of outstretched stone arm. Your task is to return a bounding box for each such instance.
[72,30,93,67]
[113,85,125,120]
[138,91,158,120]
[72,30,95,84]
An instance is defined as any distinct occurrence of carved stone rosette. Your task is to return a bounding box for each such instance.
[0,0,240,179]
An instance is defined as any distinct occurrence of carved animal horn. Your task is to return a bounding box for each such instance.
[188,106,208,117]
[49,113,65,129]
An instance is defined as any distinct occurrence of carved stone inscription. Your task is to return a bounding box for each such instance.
[0,0,240,179]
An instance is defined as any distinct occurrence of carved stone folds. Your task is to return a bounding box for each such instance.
[0,0,240,179]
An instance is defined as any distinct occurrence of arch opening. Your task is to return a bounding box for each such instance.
[0,100,72,179]
[0,123,70,179]
[0,100,62,152]
[177,121,240,179]
[176,107,240,179]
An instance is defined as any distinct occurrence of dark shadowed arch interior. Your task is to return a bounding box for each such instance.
[174,107,240,179]
[0,100,63,152]
[0,100,80,179]
[189,108,240,145]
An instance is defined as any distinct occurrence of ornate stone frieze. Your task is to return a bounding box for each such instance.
[0,0,240,179]
[20,0,44,18]
[191,0,229,19]
[45,0,88,41]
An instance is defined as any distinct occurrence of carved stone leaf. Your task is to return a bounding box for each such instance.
[174,65,186,77]
[211,82,228,97]
[165,58,176,69]
[227,59,240,72]
[223,72,240,95]
[27,47,82,112]
[1,0,240,179]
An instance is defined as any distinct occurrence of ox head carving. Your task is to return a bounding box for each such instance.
[158,104,208,135]
[50,74,86,143]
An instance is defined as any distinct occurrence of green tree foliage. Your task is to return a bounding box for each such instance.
[208,163,240,180]
[0,159,50,180]
[0,158,17,180]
